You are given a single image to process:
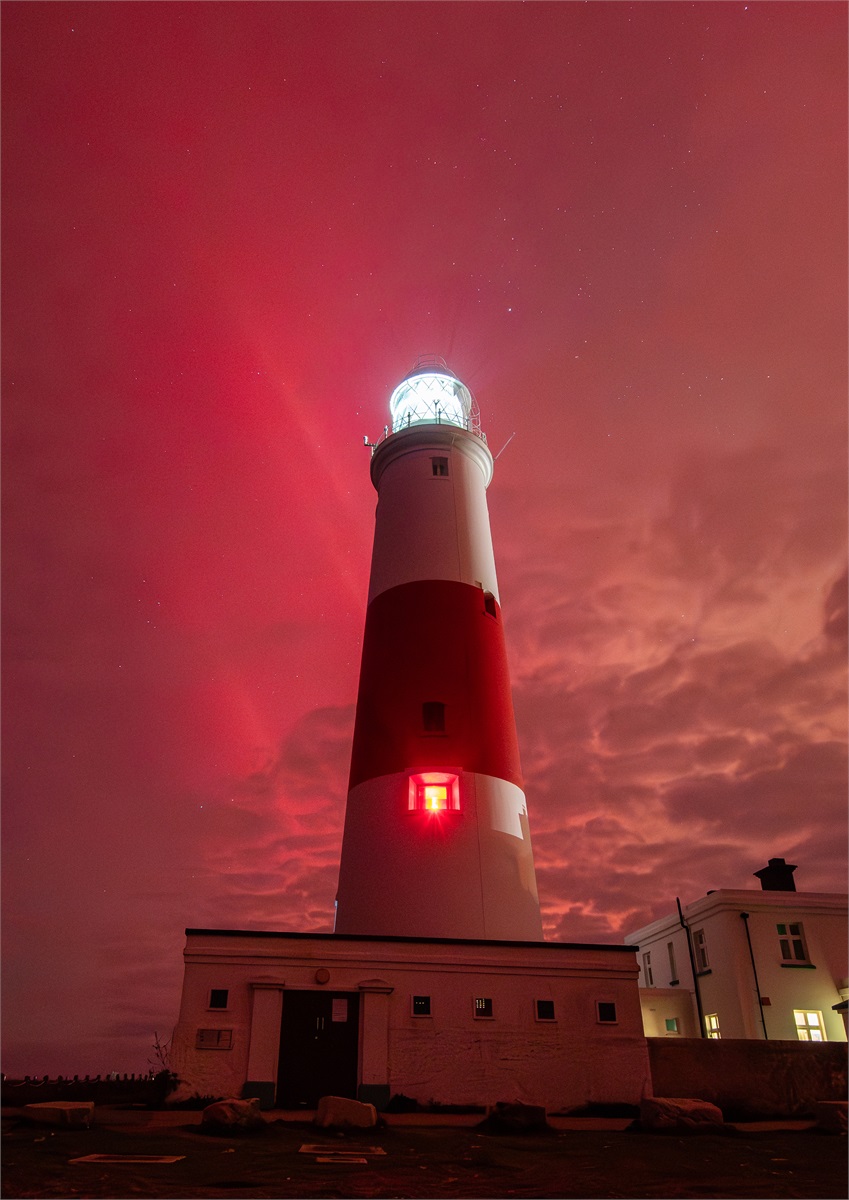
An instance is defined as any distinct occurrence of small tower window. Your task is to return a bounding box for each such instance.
[412,995,432,1016]
[422,701,445,732]
[431,457,449,477]
[474,997,494,1019]
[535,999,556,1021]
[596,1001,618,1024]
[483,592,497,618]
[208,988,229,1010]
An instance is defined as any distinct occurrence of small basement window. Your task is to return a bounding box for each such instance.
[596,1002,618,1024]
[412,995,432,1016]
[535,999,556,1021]
[422,701,446,733]
[196,1029,233,1050]
[431,457,449,477]
[474,997,494,1019]
[208,989,229,1010]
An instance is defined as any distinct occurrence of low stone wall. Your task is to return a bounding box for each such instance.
[647,1038,848,1119]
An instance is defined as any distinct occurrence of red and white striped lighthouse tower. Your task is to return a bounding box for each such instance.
[335,358,543,941]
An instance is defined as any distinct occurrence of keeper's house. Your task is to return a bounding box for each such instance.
[169,929,651,1111]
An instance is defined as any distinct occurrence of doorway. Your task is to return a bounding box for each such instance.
[276,989,360,1108]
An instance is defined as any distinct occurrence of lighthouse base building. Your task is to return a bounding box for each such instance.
[170,930,650,1111]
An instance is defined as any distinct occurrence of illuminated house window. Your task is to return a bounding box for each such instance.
[408,772,460,812]
[474,997,494,1019]
[431,457,449,477]
[535,999,556,1021]
[665,1017,679,1034]
[705,1013,721,1039]
[412,995,431,1016]
[208,989,229,1010]
[597,1002,617,1024]
[642,952,654,986]
[483,591,497,618]
[693,928,710,972]
[794,1010,826,1041]
[778,922,810,963]
[422,701,446,733]
[196,1029,233,1050]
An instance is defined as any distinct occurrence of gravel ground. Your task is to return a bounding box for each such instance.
[2,1107,846,1199]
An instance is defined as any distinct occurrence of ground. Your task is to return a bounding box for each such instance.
[2,1107,846,1199]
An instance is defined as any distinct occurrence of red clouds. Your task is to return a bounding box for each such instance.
[2,2,845,1074]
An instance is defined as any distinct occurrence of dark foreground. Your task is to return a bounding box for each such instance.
[2,1107,846,1199]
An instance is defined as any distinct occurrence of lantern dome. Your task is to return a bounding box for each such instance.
[389,356,474,433]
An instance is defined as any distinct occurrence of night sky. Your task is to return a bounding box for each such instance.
[3,2,846,1077]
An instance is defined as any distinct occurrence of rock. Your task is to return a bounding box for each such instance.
[314,1095,377,1129]
[479,1101,551,1134]
[23,1101,94,1128]
[639,1096,724,1132]
[815,1100,847,1134]
[201,1097,266,1133]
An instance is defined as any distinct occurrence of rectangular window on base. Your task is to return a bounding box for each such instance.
[196,1029,233,1050]
[794,1010,826,1041]
[642,952,653,986]
[664,1017,679,1034]
[208,989,229,1010]
[431,457,449,477]
[474,997,494,1019]
[535,999,556,1021]
[408,772,460,811]
[705,1013,721,1039]
[412,995,431,1017]
[596,1002,617,1024]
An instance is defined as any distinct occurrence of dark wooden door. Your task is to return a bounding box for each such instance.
[276,990,360,1108]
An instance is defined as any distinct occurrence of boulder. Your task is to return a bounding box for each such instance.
[479,1101,551,1134]
[201,1097,266,1133]
[314,1095,377,1129]
[23,1101,94,1128]
[815,1100,847,1134]
[639,1096,724,1132]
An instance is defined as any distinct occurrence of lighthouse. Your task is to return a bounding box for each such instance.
[335,358,543,941]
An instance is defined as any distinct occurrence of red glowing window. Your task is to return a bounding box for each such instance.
[408,772,460,812]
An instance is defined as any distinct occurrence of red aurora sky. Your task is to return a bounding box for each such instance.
[3,2,847,1076]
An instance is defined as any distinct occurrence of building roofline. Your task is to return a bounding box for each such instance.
[184,928,636,953]
[624,889,848,944]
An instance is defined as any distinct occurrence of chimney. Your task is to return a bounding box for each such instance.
[754,857,798,892]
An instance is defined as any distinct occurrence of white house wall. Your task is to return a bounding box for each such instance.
[626,890,848,1043]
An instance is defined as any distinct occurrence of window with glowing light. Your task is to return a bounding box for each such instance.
[412,995,431,1017]
[408,772,460,812]
[705,1013,721,1039]
[474,997,494,1019]
[794,1010,826,1041]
